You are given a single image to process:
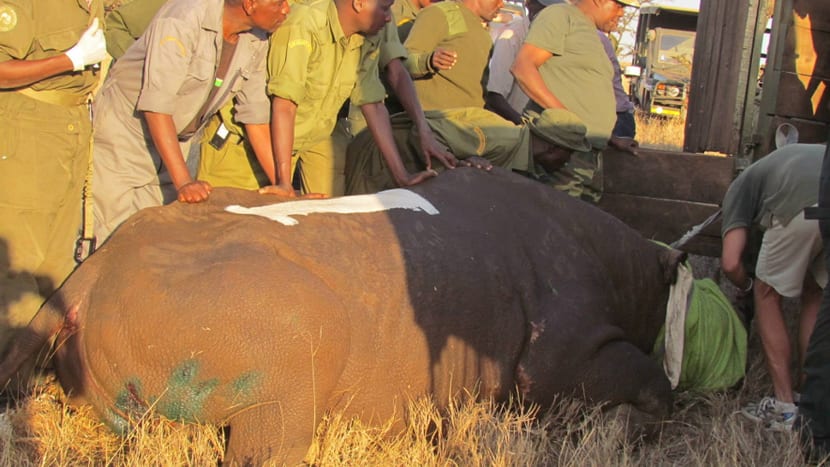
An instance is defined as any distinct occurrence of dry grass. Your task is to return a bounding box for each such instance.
[636,112,687,152]
[0,332,826,466]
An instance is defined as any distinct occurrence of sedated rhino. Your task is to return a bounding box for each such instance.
[1,168,705,464]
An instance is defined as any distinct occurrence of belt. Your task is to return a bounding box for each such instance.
[16,87,91,107]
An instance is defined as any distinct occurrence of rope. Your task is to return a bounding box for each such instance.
[670,209,722,249]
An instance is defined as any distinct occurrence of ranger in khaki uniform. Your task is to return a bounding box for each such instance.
[345,107,590,195]
[403,0,503,111]
[199,18,454,191]
[258,0,436,197]
[0,0,106,353]
[91,0,289,242]
[512,0,637,203]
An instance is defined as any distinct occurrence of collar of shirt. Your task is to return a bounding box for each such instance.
[200,0,223,34]
[325,0,365,50]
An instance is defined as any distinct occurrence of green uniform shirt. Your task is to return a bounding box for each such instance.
[348,20,409,136]
[105,0,167,60]
[0,0,104,95]
[392,0,419,41]
[404,1,492,110]
[267,0,385,150]
[524,4,614,149]
[721,143,825,234]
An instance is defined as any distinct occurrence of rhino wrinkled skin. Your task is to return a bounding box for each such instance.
[0,168,685,465]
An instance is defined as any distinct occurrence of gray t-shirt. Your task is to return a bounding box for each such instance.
[721,143,825,235]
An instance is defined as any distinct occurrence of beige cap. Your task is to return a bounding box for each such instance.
[527,109,592,153]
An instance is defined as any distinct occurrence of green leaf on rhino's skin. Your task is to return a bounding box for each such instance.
[158,359,219,421]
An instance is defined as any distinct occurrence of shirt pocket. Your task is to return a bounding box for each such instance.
[36,28,80,53]
[177,56,215,98]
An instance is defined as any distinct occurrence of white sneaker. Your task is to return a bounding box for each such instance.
[741,396,798,432]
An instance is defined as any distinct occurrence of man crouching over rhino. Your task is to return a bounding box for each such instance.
[0,167,746,464]
[344,107,592,195]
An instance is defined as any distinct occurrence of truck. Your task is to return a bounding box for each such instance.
[626,5,698,118]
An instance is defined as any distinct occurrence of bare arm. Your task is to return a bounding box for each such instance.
[143,111,212,202]
[260,96,297,197]
[511,43,566,110]
[384,58,456,169]
[485,91,523,125]
[721,227,753,292]
[0,55,74,89]
[360,102,437,187]
[243,122,276,185]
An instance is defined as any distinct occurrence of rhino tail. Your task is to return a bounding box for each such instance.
[0,292,75,389]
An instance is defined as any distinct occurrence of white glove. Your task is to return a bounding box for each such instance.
[65,18,107,72]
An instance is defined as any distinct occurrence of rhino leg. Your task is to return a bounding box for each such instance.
[224,403,317,466]
[576,340,672,431]
[515,298,671,429]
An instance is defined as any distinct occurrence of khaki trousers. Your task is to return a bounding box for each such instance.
[0,92,90,353]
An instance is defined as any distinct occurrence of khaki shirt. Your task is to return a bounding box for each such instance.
[525,4,614,149]
[404,1,492,110]
[267,0,385,150]
[392,0,419,41]
[347,20,409,136]
[104,0,270,135]
[0,0,104,96]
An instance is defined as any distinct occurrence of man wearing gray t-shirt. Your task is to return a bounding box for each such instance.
[721,143,827,431]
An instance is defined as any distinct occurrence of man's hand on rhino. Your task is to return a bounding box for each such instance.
[419,131,457,170]
[177,180,212,203]
[609,136,639,156]
[258,183,328,199]
[395,169,438,187]
[458,156,493,171]
[431,48,457,71]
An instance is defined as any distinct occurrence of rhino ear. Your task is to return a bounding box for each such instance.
[659,248,688,285]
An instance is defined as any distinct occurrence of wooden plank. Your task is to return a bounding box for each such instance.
[780,25,830,78]
[603,147,735,204]
[685,0,760,155]
[598,194,723,256]
[773,72,830,120]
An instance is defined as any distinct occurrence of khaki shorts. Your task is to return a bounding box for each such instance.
[756,206,828,297]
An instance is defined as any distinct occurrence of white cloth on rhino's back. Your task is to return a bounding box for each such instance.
[225,189,440,226]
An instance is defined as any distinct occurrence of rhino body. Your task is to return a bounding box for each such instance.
[1,168,684,464]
